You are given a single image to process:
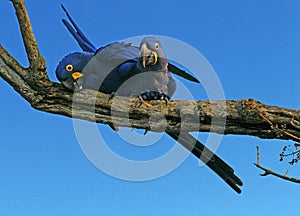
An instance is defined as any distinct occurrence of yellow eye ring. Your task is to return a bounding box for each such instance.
[65,64,73,72]
[154,43,159,50]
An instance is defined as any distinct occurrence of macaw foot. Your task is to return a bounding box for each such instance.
[140,91,170,104]
[130,91,170,107]
[135,95,153,107]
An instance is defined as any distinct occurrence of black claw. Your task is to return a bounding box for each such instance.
[108,92,117,101]
[136,95,144,107]
[162,94,169,105]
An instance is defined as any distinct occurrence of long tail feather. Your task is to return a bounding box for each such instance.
[61,4,97,53]
[167,132,243,194]
[168,63,200,83]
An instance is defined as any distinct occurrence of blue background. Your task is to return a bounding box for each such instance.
[1,0,299,215]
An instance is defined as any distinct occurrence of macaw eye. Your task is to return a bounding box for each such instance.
[154,43,159,50]
[65,64,73,72]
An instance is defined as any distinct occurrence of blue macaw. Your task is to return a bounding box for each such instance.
[56,5,243,193]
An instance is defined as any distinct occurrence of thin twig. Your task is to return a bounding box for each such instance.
[256,146,260,165]
[254,146,300,183]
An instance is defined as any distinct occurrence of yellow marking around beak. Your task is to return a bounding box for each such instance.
[72,72,84,80]
[152,51,158,65]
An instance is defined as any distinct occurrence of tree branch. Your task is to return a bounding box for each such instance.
[254,146,300,183]
[11,0,46,71]
[1,0,300,143]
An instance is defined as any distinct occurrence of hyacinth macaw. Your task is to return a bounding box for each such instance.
[56,5,243,193]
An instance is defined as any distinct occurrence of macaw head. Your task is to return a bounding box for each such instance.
[139,36,168,70]
[55,52,93,91]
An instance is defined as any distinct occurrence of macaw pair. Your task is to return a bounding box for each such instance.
[55,5,243,193]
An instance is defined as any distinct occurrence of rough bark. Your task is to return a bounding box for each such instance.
[1,0,300,144]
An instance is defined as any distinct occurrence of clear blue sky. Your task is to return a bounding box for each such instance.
[1,0,300,215]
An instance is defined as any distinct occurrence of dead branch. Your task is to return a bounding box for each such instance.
[254,146,300,183]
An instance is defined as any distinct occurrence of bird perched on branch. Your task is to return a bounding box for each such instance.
[56,5,243,193]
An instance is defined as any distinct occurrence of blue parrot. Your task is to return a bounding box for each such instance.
[56,5,243,193]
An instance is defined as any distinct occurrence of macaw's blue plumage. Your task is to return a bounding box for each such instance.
[60,4,199,84]
[56,52,93,90]
[56,40,176,98]
[56,5,243,193]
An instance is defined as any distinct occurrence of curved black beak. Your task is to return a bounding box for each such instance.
[140,42,158,68]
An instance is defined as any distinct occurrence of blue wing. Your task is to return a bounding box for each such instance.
[61,5,199,83]
[78,42,139,94]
